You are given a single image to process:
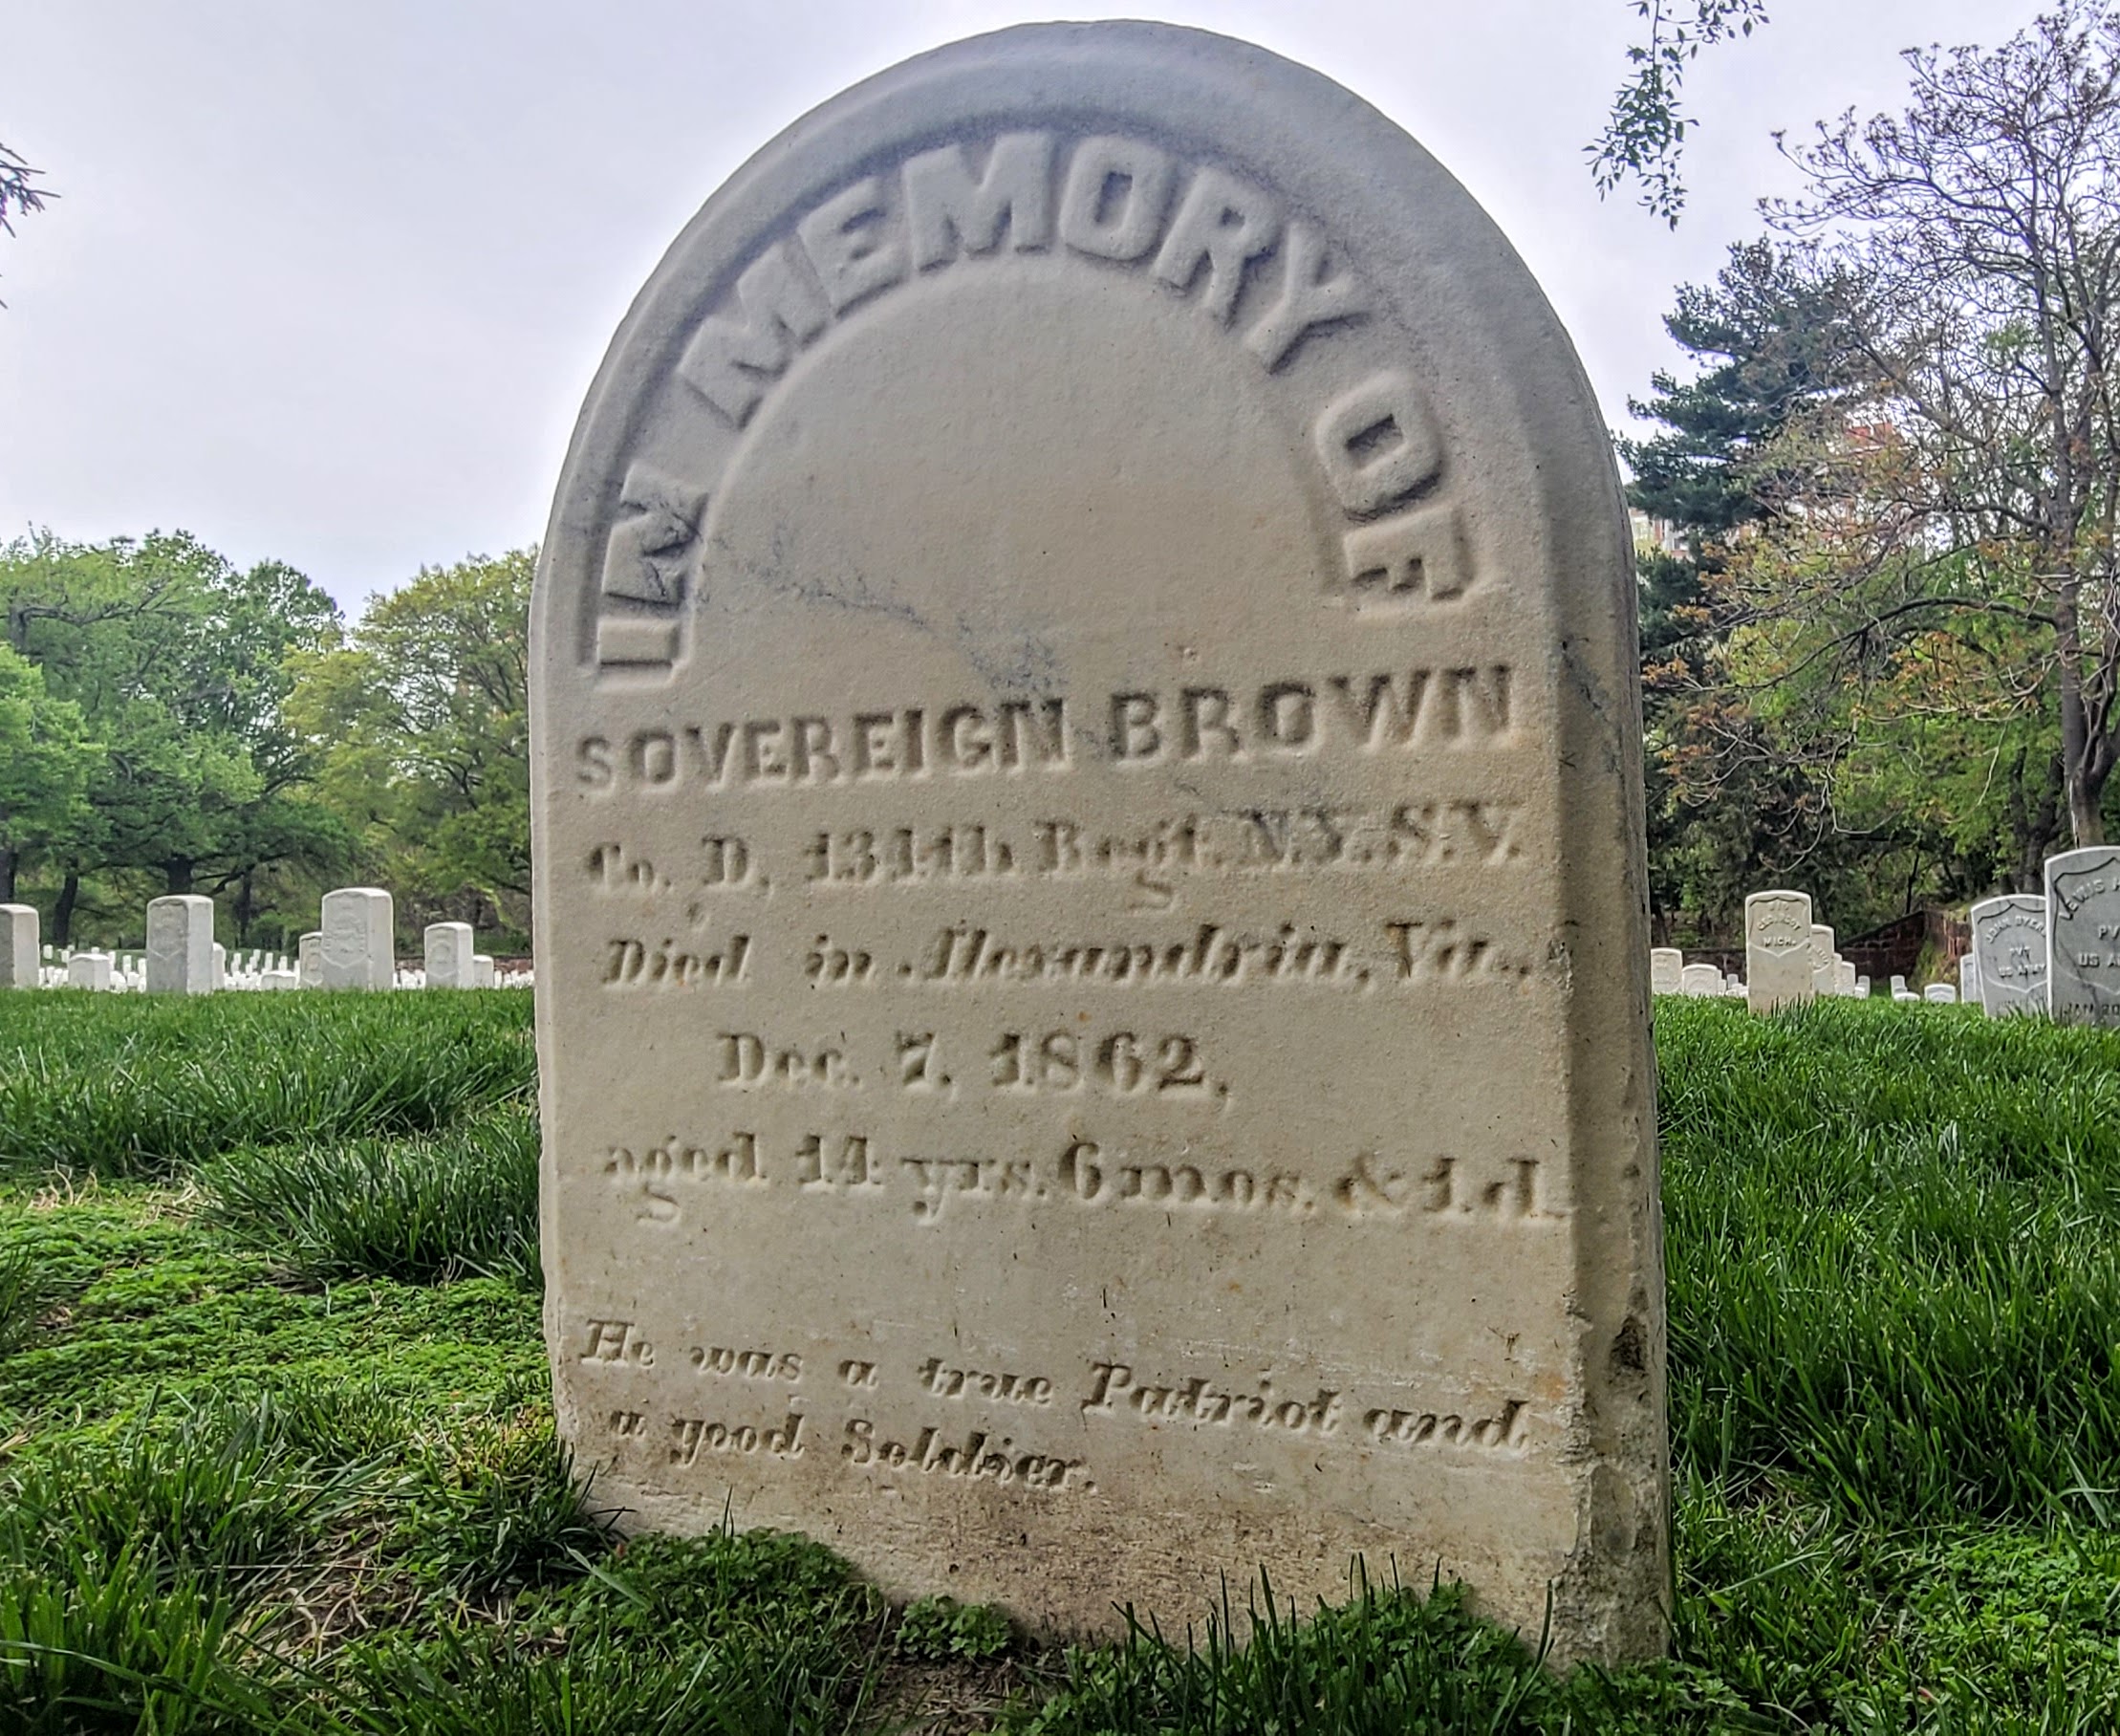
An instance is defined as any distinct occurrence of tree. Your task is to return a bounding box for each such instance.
[1591,0,1771,225]
[292,551,532,940]
[1763,1,2120,845]
[1622,242,1875,934]
[0,531,349,941]
[0,643,98,902]
[1623,241,1860,544]
[1703,419,2065,903]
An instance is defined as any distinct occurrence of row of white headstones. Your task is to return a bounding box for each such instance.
[1654,846,2120,1021]
[0,889,533,993]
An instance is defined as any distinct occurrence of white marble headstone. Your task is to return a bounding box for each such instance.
[424,922,476,989]
[0,903,36,989]
[1969,894,2046,1017]
[1743,890,1812,1014]
[528,21,1666,1665]
[67,951,113,990]
[144,896,215,995]
[320,889,395,991]
[2044,848,2120,1026]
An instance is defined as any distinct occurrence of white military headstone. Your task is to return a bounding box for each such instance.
[1649,947,1683,995]
[297,931,324,988]
[1743,891,1812,1014]
[1833,959,1856,997]
[1854,975,1870,997]
[210,942,227,992]
[260,967,299,991]
[320,889,395,990]
[144,895,215,995]
[1807,924,1835,997]
[0,903,36,989]
[1969,894,2046,1017]
[1956,951,1978,1007]
[66,951,113,990]
[2044,848,2120,1026]
[1923,983,1957,1004]
[472,954,498,988]
[528,23,1666,1662]
[1679,963,1720,997]
[424,922,476,989]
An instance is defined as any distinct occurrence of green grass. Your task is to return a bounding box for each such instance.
[200,1106,541,1288]
[0,991,2115,1730]
[0,988,535,1179]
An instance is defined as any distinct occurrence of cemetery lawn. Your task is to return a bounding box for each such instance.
[0,993,2116,1732]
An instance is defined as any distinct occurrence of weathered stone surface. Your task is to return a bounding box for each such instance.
[0,904,35,989]
[1970,894,2046,1017]
[144,895,215,995]
[321,888,395,990]
[1679,963,1720,997]
[2045,848,2120,1025]
[1743,891,1811,1014]
[425,922,476,988]
[1650,948,1682,995]
[530,22,1663,1665]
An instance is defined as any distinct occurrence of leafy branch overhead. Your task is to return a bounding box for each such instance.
[1592,0,1770,226]
[0,141,52,236]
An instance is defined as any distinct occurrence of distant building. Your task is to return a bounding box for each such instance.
[1629,509,1681,557]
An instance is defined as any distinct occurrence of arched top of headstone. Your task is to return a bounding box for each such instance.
[534,21,1627,699]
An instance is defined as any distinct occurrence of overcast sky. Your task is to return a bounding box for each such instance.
[1,0,2046,613]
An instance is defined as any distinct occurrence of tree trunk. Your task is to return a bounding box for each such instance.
[2068,764,2109,847]
[0,847,14,903]
[2057,577,2102,845]
[53,871,79,947]
[162,860,194,896]
[2012,750,2066,891]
